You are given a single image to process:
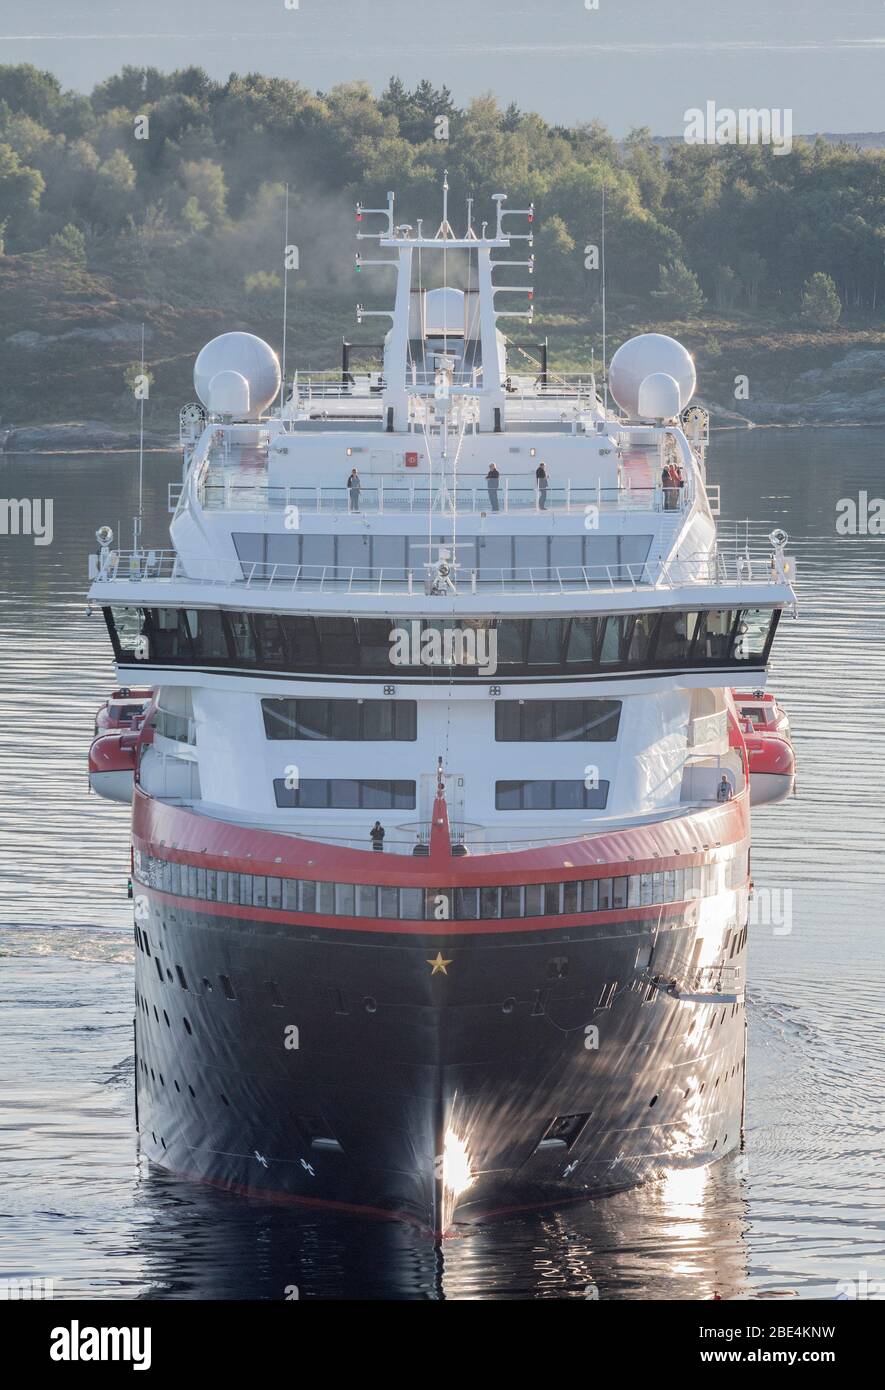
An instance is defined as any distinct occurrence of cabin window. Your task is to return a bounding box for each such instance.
[495,698,620,742]
[273,778,416,809]
[134,850,730,921]
[494,779,609,810]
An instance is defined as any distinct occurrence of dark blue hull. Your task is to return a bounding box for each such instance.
[133,891,747,1233]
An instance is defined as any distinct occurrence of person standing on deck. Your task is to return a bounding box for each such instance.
[716,775,733,803]
[370,820,385,851]
[486,463,500,512]
[347,468,361,512]
[536,460,549,510]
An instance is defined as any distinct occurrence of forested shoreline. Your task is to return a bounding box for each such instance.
[2,63,885,432]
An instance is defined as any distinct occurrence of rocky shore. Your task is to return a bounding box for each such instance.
[702,347,885,427]
[2,346,884,450]
[0,421,175,453]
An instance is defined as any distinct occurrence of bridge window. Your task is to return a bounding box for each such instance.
[106,607,780,678]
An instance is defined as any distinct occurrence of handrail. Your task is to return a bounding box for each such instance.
[90,544,792,596]
[169,477,692,517]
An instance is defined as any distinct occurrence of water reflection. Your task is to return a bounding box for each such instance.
[129,1153,749,1301]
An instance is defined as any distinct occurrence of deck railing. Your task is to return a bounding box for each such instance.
[90,544,789,596]
[168,476,693,517]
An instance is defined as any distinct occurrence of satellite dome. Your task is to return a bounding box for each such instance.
[609,334,696,420]
[193,332,281,418]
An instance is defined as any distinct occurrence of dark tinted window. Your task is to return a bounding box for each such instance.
[262,698,416,741]
[494,780,610,810]
[109,608,778,677]
[273,778,416,809]
[496,699,621,742]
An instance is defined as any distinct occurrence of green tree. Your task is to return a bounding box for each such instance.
[713,264,738,310]
[179,158,227,226]
[736,250,766,308]
[0,140,44,244]
[800,272,842,327]
[651,259,705,317]
[48,222,86,264]
[0,64,62,123]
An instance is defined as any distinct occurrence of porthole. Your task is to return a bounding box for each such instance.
[364,996,378,1014]
[220,1093,230,1107]
[183,1017,192,1035]
[649,1094,658,1108]
[187,1084,196,1098]
[163,1010,170,1028]
[502,997,516,1014]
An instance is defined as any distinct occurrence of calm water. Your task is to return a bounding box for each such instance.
[0,431,883,1299]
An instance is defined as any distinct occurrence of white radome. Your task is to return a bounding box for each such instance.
[193,332,281,417]
[609,333,696,420]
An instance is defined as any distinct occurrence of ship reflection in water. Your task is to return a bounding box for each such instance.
[131,1155,749,1300]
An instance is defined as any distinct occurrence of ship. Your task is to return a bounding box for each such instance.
[86,183,797,1235]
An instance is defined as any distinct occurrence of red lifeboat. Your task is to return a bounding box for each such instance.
[734,717,796,806]
[729,690,796,806]
[731,688,791,740]
[90,687,154,801]
[94,686,153,736]
[89,729,140,803]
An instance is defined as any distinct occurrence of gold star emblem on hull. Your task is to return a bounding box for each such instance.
[427,951,453,975]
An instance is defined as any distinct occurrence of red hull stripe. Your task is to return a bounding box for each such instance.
[132,787,748,888]
[137,883,712,936]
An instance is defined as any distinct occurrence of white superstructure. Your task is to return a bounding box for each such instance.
[88,184,796,855]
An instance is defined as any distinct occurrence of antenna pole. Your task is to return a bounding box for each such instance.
[135,322,145,553]
[601,181,608,413]
[281,182,290,409]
